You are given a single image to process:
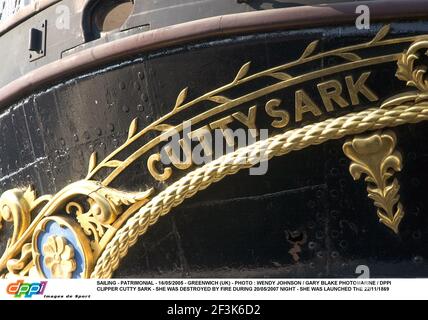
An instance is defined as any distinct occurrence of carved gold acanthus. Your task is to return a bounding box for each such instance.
[396,40,428,92]
[1,25,428,278]
[0,180,153,279]
[343,130,404,233]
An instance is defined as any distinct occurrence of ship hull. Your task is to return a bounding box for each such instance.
[1,1,428,278]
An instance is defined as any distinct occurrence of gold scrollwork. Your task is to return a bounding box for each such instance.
[343,130,404,233]
[2,25,428,278]
[396,40,428,92]
[0,187,33,247]
[5,243,33,278]
[0,186,51,274]
[0,180,153,278]
[65,186,153,255]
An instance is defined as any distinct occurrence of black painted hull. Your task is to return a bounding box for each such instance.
[1,1,428,279]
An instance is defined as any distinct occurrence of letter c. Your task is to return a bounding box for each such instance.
[147,153,172,181]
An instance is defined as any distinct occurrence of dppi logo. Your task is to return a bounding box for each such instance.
[7,280,47,298]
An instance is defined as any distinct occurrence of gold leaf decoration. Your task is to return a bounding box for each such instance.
[300,40,319,60]
[174,87,188,110]
[379,92,428,109]
[6,243,32,276]
[396,41,428,92]
[87,152,97,176]
[127,118,138,140]
[23,186,36,205]
[99,188,154,207]
[396,51,415,86]
[370,25,390,44]
[269,72,292,81]
[233,62,251,83]
[103,160,123,168]
[77,213,105,241]
[153,124,175,132]
[207,96,232,104]
[0,187,33,247]
[334,52,362,62]
[343,130,404,233]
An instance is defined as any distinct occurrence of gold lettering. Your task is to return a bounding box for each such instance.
[209,115,235,147]
[147,153,172,181]
[295,89,322,122]
[188,125,213,156]
[164,138,192,170]
[317,80,349,112]
[345,71,379,105]
[265,99,290,128]
[232,105,258,138]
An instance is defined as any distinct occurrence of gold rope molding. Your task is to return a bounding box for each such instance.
[91,101,428,278]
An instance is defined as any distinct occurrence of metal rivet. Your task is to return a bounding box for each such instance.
[315,231,324,240]
[339,240,348,249]
[412,230,422,240]
[413,256,423,264]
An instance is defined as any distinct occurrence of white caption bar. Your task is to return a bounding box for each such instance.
[0,278,426,300]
